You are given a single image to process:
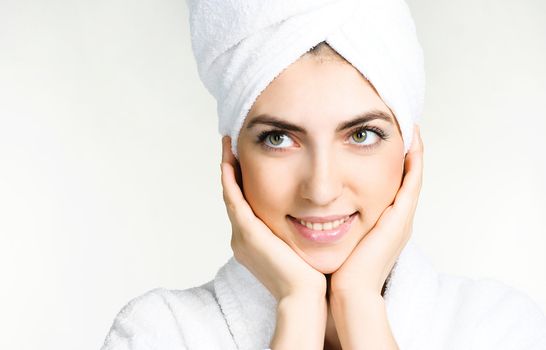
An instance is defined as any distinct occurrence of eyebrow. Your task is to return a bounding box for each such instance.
[245,110,394,133]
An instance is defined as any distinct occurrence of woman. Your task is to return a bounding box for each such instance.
[221,41,421,349]
[101,1,546,349]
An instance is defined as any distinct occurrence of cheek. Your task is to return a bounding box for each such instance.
[240,157,294,228]
[351,154,404,220]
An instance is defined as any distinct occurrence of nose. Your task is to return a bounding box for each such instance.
[299,148,343,206]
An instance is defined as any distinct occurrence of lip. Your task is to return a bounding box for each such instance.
[288,212,358,243]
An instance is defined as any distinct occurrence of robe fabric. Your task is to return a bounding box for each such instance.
[100,239,546,349]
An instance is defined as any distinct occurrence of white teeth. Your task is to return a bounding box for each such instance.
[298,216,351,231]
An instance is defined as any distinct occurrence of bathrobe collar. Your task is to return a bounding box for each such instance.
[213,238,439,349]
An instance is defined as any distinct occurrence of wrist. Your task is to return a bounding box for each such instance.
[330,286,383,303]
[329,292,397,349]
[271,294,327,349]
[277,292,327,315]
[329,290,385,319]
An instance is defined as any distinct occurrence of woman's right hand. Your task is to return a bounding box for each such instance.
[220,136,327,302]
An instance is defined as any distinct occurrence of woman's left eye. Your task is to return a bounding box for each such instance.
[348,128,380,146]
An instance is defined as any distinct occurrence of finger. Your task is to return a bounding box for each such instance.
[222,135,243,188]
[392,124,424,214]
[220,136,252,218]
[351,126,422,241]
[220,136,242,206]
[352,127,423,265]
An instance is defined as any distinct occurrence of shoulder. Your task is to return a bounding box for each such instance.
[101,282,235,350]
[436,273,546,349]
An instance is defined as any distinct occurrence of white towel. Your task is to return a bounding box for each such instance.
[185,0,425,158]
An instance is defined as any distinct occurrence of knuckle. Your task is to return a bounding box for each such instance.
[232,246,248,266]
[230,235,238,250]
[232,249,242,263]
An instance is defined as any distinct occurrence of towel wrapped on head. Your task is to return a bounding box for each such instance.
[185,0,425,158]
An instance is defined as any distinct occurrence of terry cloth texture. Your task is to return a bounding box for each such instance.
[101,239,546,349]
[185,0,425,158]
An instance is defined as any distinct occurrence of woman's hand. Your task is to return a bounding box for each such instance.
[330,124,424,297]
[327,125,424,349]
[221,136,329,349]
[220,136,326,302]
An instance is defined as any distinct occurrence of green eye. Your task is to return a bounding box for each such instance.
[267,133,285,146]
[351,130,368,143]
[258,130,295,151]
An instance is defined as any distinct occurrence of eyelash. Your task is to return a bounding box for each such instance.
[255,125,390,153]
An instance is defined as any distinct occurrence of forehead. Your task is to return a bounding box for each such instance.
[244,57,395,129]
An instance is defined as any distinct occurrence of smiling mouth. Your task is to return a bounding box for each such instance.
[295,216,347,230]
[287,212,358,243]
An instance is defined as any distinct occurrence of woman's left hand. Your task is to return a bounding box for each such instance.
[326,125,423,349]
[330,124,424,298]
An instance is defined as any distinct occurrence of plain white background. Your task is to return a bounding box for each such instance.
[0,0,545,349]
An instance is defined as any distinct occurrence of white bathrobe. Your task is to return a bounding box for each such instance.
[100,240,546,349]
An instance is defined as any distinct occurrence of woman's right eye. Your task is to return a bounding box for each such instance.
[258,131,294,151]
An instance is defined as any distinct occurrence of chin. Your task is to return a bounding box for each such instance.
[300,248,348,274]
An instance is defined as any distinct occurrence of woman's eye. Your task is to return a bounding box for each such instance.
[264,132,294,148]
[349,129,380,146]
[258,127,384,151]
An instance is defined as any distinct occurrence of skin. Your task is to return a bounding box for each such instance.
[220,54,424,349]
[237,55,405,275]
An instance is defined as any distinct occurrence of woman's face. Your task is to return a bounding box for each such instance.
[236,55,405,274]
